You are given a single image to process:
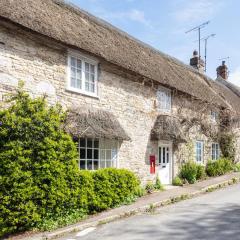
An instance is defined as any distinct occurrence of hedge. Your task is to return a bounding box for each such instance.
[0,88,140,237]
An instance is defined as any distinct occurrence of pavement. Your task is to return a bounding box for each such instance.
[17,172,240,240]
[58,183,240,240]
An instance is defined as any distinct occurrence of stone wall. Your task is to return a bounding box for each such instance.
[0,22,222,184]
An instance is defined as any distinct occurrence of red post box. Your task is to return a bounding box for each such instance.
[150,155,156,174]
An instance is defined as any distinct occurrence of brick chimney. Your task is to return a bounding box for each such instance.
[190,50,205,73]
[216,61,228,80]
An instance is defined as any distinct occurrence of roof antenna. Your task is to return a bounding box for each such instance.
[194,34,216,72]
[186,21,210,62]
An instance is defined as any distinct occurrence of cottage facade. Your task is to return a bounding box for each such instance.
[0,0,240,184]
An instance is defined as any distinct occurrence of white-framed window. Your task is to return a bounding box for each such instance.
[75,138,118,170]
[196,141,204,163]
[212,143,220,160]
[157,88,171,113]
[67,52,98,96]
[211,111,218,122]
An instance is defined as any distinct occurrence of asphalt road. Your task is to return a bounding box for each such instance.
[59,184,240,240]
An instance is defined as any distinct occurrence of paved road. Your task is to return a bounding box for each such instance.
[59,184,240,240]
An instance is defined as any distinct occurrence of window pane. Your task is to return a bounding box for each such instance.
[80,138,86,147]
[94,139,99,148]
[80,149,85,159]
[87,160,92,170]
[85,62,90,72]
[93,160,99,170]
[94,149,99,160]
[85,82,89,91]
[89,83,95,93]
[87,149,92,159]
[90,64,95,74]
[87,139,92,148]
[77,59,82,69]
[71,57,76,67]
[80,160,86,170]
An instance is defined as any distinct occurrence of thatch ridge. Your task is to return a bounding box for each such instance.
[0,0,231,109]
[64,108,130,141]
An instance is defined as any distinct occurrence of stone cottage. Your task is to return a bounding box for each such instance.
[0,0,239,184]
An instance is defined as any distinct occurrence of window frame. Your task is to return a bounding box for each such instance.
[67,51,99,98]
[156,87,172,113]
[76,138,118,170]
[195,140,204,163]
[212,142,220,160]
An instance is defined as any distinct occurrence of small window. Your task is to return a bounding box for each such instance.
[157,89,171,112]
[196,141,204,163]
[211,111,218,122]
[75,138,118,170]
[68,53,98,96]
[212,143,220,160]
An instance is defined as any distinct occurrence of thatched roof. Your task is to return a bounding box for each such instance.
[0,0,231,108]
[212,77,240,114]
[64,108,130,141]
[151,115,186,143]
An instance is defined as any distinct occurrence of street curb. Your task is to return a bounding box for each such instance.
[23,174,240,240]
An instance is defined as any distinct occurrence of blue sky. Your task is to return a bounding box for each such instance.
[69,0,240,87]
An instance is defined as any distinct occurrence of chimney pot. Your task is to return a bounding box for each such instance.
[217,61,228,80]
[190,50,205,73]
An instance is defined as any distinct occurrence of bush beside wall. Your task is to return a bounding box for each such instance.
[206,158,234,177]
[0,89,140,237]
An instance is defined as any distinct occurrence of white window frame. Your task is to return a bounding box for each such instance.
[212,143,220,160]
[67,51,99,97]
[76,138,118,170]
[196,141,204,163]
[157,87,172,113]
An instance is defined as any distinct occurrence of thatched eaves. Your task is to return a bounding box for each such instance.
[0,0,230,109]
[64,108,130,141]
[151,115,186,143]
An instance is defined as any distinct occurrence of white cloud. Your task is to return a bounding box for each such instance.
[172,0,223,23]
[228,67,240,87]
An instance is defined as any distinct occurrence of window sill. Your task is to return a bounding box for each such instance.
[66,87,99,100]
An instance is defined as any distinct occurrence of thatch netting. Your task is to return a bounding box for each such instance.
[151,115,186,143]
[64,108,130,141]
[0,0,232,109]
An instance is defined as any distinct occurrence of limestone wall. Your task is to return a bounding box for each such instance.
[0,23,222,184]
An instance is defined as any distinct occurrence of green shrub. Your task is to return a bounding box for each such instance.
[145,181,155,194]
[0,88,80,236]
[172,176,183,186]
[154,177,164,191]
[206,158,234,177]
[92,168,140,211]
[234,163,240,172]
[0,88,141,237]
[196,164,206,180]
[179,161,198,184]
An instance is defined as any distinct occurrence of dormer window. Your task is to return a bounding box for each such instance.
[157,88,171,113]
[67,51,98,97]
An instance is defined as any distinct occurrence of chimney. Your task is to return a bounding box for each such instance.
[216,61,228,80]
[190,50,205,73]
